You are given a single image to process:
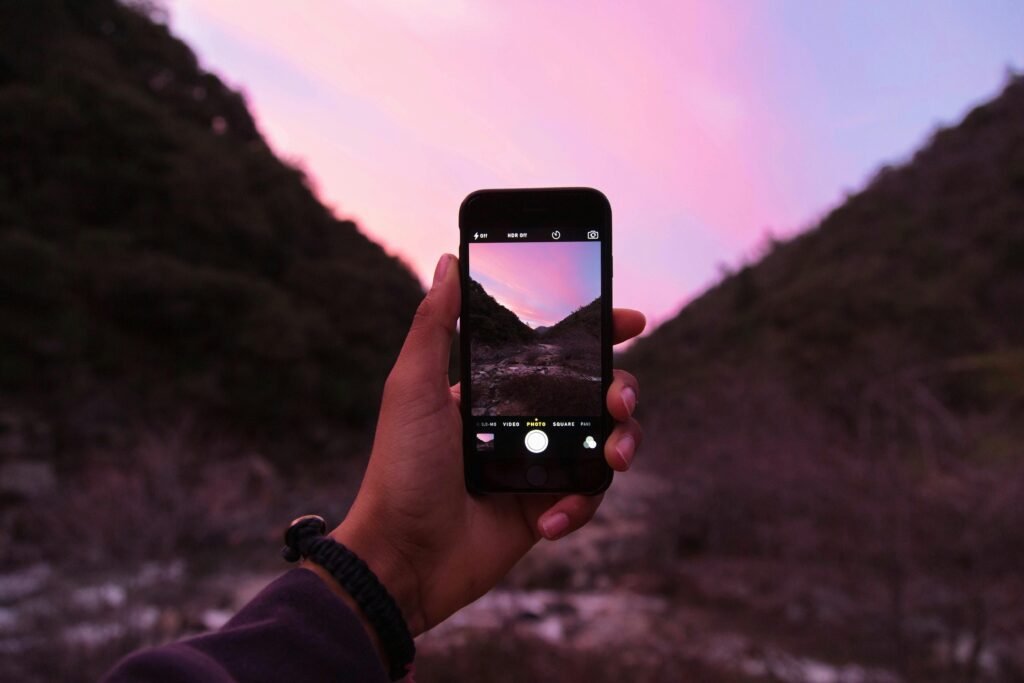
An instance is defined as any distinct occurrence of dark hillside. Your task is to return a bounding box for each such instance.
[620,76,1024,679]
[0,0,423,450]
[628,75,1024,444]
[0,6,427,678]
[467,277,534,347]
[547,297,600,342]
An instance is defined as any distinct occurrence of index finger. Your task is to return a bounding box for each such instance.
[613,308,646,345]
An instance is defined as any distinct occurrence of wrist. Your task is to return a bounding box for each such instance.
[287,514,420,678]
[329,515,425,637]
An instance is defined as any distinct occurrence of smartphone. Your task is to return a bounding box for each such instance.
[459,188,613,494]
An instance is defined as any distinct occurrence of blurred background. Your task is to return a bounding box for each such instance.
[1,1,1023,681]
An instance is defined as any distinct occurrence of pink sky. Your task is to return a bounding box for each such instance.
[470,241,601,328]
[167,1,1024,331]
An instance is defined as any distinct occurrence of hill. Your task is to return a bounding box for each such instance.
[467,281,602,416]
[626,75,1024,456]
[466,277,534,347]
[0,0,424,458]
[629,72,1024,420]
[547,297,601,343]
[619,76,1024,678]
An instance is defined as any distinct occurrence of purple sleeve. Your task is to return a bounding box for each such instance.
[103,568,389,683]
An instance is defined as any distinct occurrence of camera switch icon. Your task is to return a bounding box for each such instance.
[587,230,599,240]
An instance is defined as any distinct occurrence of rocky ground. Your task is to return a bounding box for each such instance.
[470,341,602,416]
[417,465,1022,682]
[416,470,912,683]
[2,463,1019,682]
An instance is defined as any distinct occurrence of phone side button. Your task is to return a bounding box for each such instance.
[526,465,548,487]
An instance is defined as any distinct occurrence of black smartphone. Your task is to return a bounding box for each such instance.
[459,187,613,494]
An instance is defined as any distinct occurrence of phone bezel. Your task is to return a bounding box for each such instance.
[459,187,613,495]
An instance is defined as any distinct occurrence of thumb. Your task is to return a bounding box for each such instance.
[390,253,460,390]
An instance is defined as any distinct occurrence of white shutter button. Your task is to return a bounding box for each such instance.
[524,429,549,454]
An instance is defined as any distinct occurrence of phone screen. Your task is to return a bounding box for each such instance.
[464,227,606,464]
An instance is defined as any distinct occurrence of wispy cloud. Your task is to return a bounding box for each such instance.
[169,0,1024,328]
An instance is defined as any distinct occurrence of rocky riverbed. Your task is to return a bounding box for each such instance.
[2,468,1018,682]
[470,341,602,416]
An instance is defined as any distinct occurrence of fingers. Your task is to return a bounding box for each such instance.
[606,369,642,469]
[389,254,460,390]
[605,417,642,471]
[612,308,646,345]
[536,493,604,541]
[607,369,639,421]
[525,367,643,541]
[530,414,641,538]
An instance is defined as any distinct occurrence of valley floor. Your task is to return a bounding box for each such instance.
[470,340,602,417]
[4,466,1019,683]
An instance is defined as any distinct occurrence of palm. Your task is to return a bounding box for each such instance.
[340,254,643,635]
[364,378,556,630]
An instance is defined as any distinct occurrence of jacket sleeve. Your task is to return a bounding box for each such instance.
[102,567,389,683]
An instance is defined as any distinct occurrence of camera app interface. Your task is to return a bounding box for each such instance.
[467,228,603,459]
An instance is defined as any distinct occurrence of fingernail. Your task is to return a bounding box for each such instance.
[432,254,451,289]
[621,387,637,415]
[615,434,635,469]
[540,512,570,540]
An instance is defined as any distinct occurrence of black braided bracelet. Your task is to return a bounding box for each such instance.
[282,515,415,681]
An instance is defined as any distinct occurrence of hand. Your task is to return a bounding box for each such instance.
[319,253,645,638]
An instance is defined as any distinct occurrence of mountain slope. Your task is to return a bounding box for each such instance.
[467,277,534,346]
[620,75,1024,574]
[627,75,1024,447]
[615,77,1024,679]
[547,297,601,342]
[0,0,424,450]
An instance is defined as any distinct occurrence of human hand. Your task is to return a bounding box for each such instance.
[320,253,645,637]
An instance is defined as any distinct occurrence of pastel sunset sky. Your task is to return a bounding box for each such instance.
[470,241,601,328]
[166,1,1024,330]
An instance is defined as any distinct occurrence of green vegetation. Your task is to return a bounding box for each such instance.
[0,0,424,450]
